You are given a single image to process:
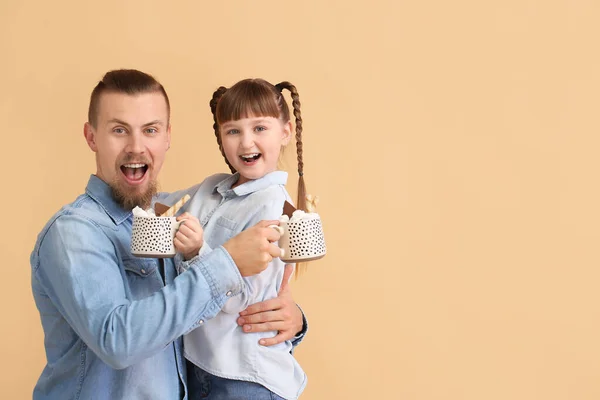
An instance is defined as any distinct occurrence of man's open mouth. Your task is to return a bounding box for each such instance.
[239,153,261,164]
[121,163,148,182]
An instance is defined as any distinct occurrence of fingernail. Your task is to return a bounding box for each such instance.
[238,318,245,324]
[239,310,247,316]
[259,339,266,345]
[280,248,285,258]
[244,325,251,332]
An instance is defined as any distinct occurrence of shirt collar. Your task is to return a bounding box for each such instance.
[85,175,132,225]
[214,171,288,197]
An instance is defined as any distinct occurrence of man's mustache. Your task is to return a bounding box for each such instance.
[119,154,152,166]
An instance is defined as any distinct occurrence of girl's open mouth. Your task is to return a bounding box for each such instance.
[239,153,261,164]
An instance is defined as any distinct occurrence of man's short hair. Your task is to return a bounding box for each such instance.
[88,69,170,127]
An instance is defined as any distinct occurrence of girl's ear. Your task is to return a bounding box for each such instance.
[281,120,292,145]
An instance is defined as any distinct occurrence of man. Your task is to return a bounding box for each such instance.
[30,69,306,399]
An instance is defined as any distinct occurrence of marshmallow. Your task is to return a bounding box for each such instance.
[132,206,156,217]
[283,210,320,223]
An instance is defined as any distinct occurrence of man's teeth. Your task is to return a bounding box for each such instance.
[123,163,146,168]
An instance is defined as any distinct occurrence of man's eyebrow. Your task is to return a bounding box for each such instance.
[107,119,164,127]
[142,120,164,127]
[107,118,131,127]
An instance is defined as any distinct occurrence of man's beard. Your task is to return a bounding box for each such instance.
[110,178,158,210]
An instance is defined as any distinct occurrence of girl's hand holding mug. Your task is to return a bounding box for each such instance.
[174,212,204,260]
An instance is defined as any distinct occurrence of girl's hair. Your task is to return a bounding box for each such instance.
[209,78,307,212]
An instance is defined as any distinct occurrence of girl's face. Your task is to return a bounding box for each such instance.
[220,115,291,186]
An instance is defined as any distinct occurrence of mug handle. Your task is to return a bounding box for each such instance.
[175,218,188,231]
[268,224,284,235]
[268,225,285,258]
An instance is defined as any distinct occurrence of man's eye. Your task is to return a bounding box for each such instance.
[146,128,157,134]
[114,128,126,134]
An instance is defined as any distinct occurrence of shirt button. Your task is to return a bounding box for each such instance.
[141,269,146,274]
[226,291,233,297]
[198,320,204,325]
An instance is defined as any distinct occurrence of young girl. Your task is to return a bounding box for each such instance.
[170,79,309,400]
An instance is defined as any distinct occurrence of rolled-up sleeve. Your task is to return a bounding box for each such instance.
[291,304,309,351]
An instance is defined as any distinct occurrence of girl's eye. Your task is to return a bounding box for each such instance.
[255,126,266,132]
[227,129,239,135]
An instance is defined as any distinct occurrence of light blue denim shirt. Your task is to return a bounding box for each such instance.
[30,175,245,400]
[162,171,307,400]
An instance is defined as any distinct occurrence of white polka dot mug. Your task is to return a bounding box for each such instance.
[272,216,327,263]
[130,215,186,258]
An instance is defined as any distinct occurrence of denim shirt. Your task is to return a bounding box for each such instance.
[162,171,307,399]
[30,175,245,400]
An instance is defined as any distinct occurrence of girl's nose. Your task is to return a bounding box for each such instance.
[240,132,255,149]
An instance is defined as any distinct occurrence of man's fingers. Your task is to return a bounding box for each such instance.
[268,243,283,258]
[264,227,282,243]
[241,321,285,333]
[257,220,280,228]
[278,264,294,294]
[240,298,282,316]
[237,310,279,325]
[259,332,290,347]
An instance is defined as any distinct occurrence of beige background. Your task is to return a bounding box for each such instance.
[2,0,600,399]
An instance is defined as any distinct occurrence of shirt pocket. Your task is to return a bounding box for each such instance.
[122,258,162,299]
[207,216,238,248]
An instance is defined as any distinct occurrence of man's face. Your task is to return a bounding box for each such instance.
[84,91,171,209]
